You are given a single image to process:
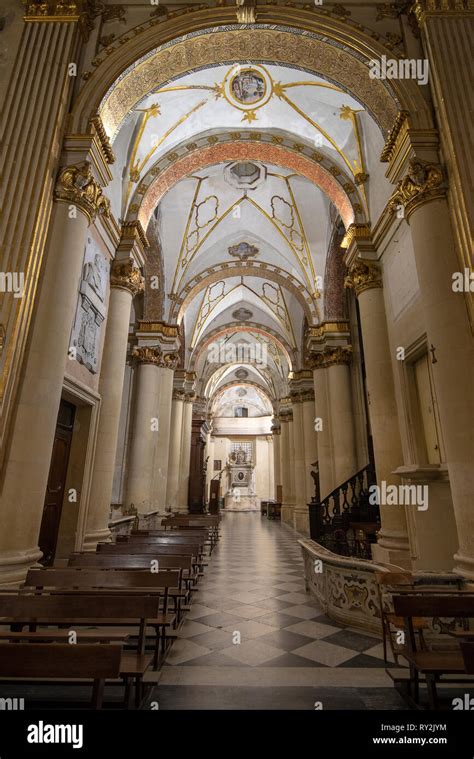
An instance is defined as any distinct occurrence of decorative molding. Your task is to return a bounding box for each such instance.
[54,161,110,223]
[236,0,256,23]
[307,345,353,369]
[0,325,4,357]
[133,346,162,366]
[411,0,474,25]
[389,158,445,219]
[380,110,409,163]
[121,220,149,250]
[344,260,383,297]
[110,258,144,296]
[136,321,179,338]
[306,321,350,339]
[340,223,371,250]
[89,115,115,165]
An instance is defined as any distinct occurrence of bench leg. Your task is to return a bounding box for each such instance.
[426,674,439,710]
[92,678,105,710]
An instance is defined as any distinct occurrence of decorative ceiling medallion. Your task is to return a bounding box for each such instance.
[236,388,247,397]
[224,160,267,190]
[235,368,249,379]
[228,241,259,262]
[223,64,273,121]
[232,308,253,321]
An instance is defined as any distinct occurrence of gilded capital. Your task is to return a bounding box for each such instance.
[389,158,445,219]
[411,0,473,26]
[110,258,144,296]
[54,161,110,223]
[161,352,180,371]
[307,346,352,368]
[133,346,162,365]
[344,260,383,297]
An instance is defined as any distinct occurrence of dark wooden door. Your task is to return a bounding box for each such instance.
[38,400,75,565]
[209,479,220,514]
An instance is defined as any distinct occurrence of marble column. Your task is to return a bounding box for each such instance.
[311,361,334,500]
[291,397,308,534]
[345,261,410,567]
[272,418,282,500]
[287,411,296,520]
[325,348,358,486]
[166,392,185,513]
[178,398,194,511]
[302,395,318,504]
[123,348,162,516]
[152,363,176,513]
[391,165,474,577]
[0,165,111,583]
[279,410,291,523]
[84,258,144,548]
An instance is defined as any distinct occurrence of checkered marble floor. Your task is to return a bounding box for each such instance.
[147,513,406,710]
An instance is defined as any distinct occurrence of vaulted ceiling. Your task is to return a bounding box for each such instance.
[109,62,388,412]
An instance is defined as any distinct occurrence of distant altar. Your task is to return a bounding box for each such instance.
[224,446,259,511]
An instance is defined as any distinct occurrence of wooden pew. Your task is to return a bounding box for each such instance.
[25,567,188,630]
[0,594,164,705]
[0,643,122,709]
[391,594,474,708]
[97,542,207,572]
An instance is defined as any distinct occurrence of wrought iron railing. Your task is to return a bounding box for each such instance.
[308,464,379,559]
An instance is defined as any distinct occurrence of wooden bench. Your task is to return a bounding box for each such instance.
[391,594,474,708]
[0,643,123,709]
[0,592,168,678]
[97,542,207,572]
[67,552,198,591]
[25,567,187,629]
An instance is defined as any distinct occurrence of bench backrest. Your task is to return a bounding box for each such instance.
[25,568,180,590]
[97,543,198,556]
[68,553,193,572]
[0,643,122,679]
[393,594,474,618]
[0,593,161,620]
[121,535,204,549]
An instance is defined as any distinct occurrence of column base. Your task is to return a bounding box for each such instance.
[0,547,43,587]
[293,507,310,536]
[453,553,474,581]
[371,529,411,569]
[82,527,112,552]
[281,503,294,525]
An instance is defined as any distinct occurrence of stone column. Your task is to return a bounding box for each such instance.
[345,259,410,566]
[166,391,185,513]
[311,361,334,500]
[152,362,176,513]
[287,410,296,519]
[0,161,111,583]
[271,417,282,500]
[302,394,318,504]
[325,348,358,486]
[279,410,291,521]
[123,347,162,516]
[178,397,194,511]
[390,161,474,578]
[84,257,144,548]
[291,396,308,534]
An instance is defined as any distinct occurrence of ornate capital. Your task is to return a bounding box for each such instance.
[110,259,144,296]
[307,346,352,369]
[173,389,185,401]
[133,346,162,366]
[236,0,256,23]
[344,260,383,297]
[161,352,180,371]
[54,161,110,223]
[389,158,445,219]
[411,0,473,26]
[23,0,98,38]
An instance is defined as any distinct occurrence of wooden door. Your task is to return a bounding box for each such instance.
[414,354,445,464]
[38,400,75,565]
[209,479,220,514]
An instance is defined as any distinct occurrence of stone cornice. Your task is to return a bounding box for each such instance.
[110,258,144,296]
[89,115,115,165]
[389,158,445,220]
[344,260,383,297]
[54,161,110,224]
[380,111,409,164]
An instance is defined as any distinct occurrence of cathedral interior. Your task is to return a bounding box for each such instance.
[0,0,473,725]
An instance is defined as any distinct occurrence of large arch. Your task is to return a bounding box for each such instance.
[70,10,432,137]
[133,140,359,230]
[191,324,294,373]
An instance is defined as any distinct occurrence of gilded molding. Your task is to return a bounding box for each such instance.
[389,158,445,219]
[340,223,371,249]
[110,258,144,296]
[137,321,179,338]
[89,116,115,165]
[411,0,473,25]
[306,321,350,339]
[344,260,383,297]
[173,389,186,401]
[133,346,162,366]
[121,220,149,249]
[307,346,353,368]
[236,0,256,23]
[380,111,409,163]
[162,352,180,370]
[0,325,4,357]
[54,161,110,223]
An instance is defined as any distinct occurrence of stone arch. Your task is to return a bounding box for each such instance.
[174,264,318,324]
[133,140,360,231]
[210,381,275,413]
[191,323,294,373]
[70,10,433,138]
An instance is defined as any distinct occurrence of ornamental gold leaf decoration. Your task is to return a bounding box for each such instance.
[54,161,110,223]
[110,258,144,296]
[389,158,444,218]
[344,260,382,297]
